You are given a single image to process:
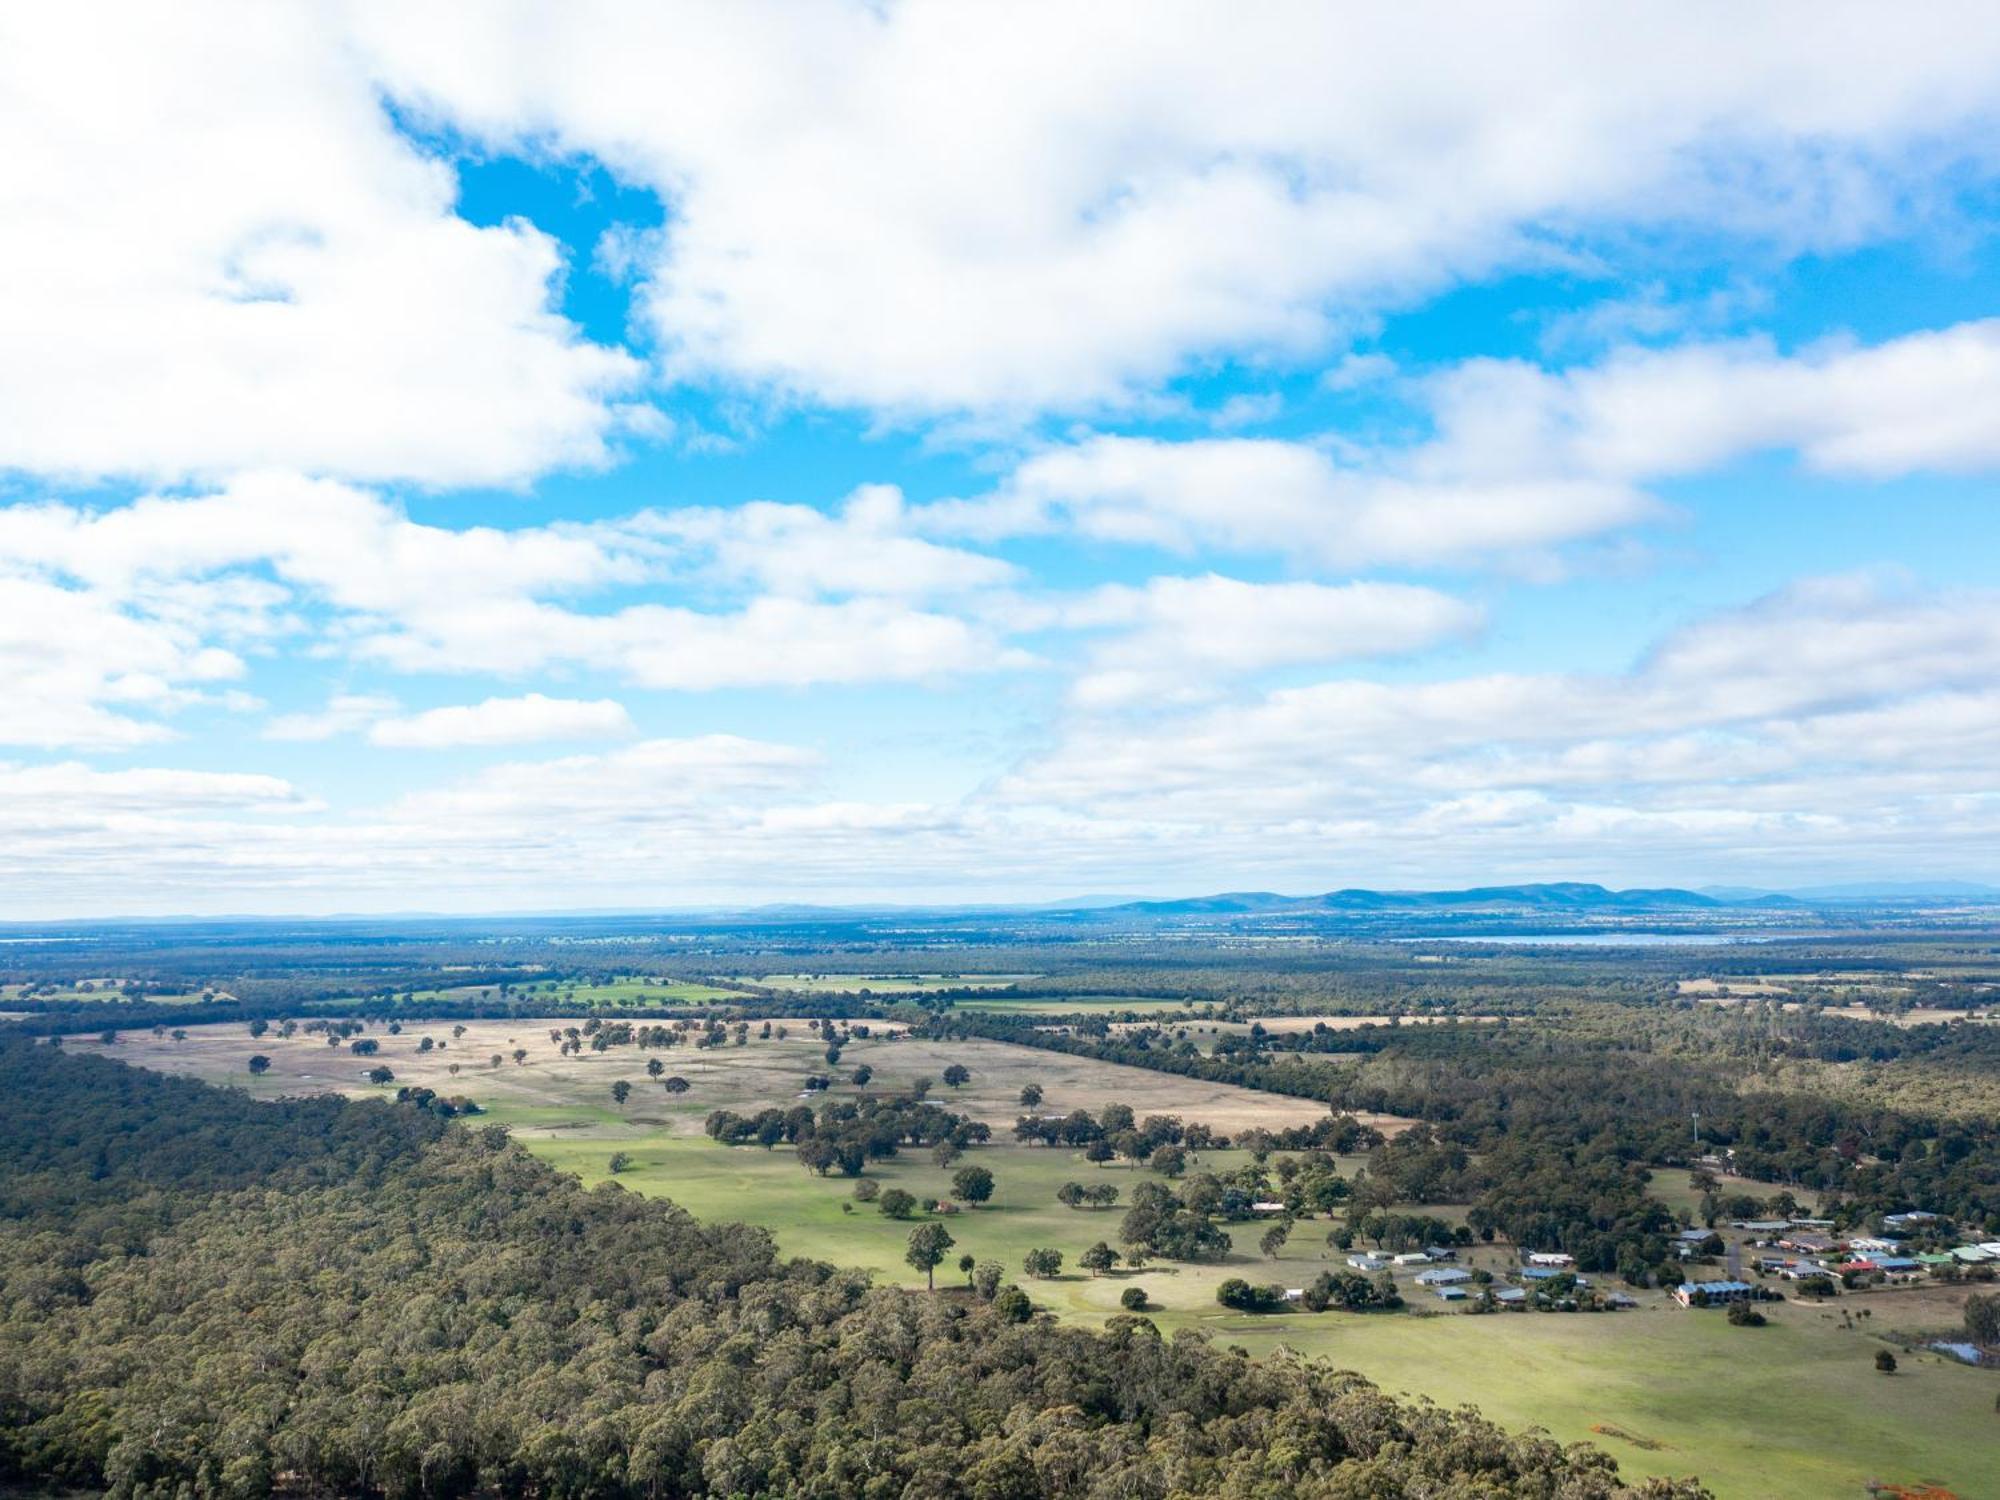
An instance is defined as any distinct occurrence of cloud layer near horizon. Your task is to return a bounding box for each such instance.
[4,3,2000,910]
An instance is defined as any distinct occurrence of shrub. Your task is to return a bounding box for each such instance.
[1119,1286,1148,1311]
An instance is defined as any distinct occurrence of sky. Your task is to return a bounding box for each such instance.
[6,3,2000,915]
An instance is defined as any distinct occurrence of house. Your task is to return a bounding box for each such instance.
[1525,1251,1573,1267]
[1674,1228,1714,1244]
[1730,1219,1789,1234]
[1519,1267,1590,1286]
[1606,1292,1640,1309]
[1778,1232,1837,1254]
[1873,1256,1921,1274]
[1282,1287,1304,1303]
[1391,1251,1431,1267]
[1422,1245,1458,1261]
[1675,1279,1755,1307]
[1883,1211,1941,1233]
[1491,1286,1527,1306]
[1415,1266,1472,1287]
[1250,1201,1288,1215]
[1432,1285,1468,1302]
[1347,1253,1388,1272]
[1847,1236,1895,1254]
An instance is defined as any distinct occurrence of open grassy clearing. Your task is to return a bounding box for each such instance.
[70,1019,1360,1136]
[2,979,218,1004]
[393,975,754,1006]
[733,972,1036,994]
[535,1135,1995,1500]
[954,994,1202,1016]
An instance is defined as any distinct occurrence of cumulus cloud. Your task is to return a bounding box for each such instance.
[353,1,2000,417]
[7,578,2000,914]
[1059,576,1483,708]
[924,318,2000,568]
[367,695,635,749]
[0,7,643,486]
[0,476,1029,745]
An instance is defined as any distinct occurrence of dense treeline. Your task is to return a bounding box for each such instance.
[0,1041,1704,1498]
[936,1006,2000,1238]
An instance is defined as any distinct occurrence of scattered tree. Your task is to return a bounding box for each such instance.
[1080,1241,1119,1277]
[246,1055,270,1075]
[878,1188,918,1219]
[905,1222,956,1289]
[951,1164,995,1205]
[1023,1247,1063,1279]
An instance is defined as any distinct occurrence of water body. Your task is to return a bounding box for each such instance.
[1389,932,1781,948]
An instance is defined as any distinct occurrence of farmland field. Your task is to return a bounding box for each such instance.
[74,1019,1358,1135]
[732,972,1035,994]
[953,994,1204,1015]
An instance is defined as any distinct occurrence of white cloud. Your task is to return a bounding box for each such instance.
[625,485,1018,599]
[0,7,642,487]
[923,433,1657,566]
[354,1,2000,417]
[368,694,634,749]
[1061,575,1481,708]
[0,475,1030,745]
[264,694,402,743]
[924,317,2000,568]
[8,577,2000,913]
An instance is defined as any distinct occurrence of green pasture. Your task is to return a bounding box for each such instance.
[731,972,1035,994]
[534,1134,1998,1500]
[393,976,752,1007]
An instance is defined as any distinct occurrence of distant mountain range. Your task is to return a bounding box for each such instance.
[1091,881,1799,917]
[1701,880,2000,901]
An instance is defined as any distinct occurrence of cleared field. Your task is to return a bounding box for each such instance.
[396,976,753,1006]
[734,972,1035,994]
[1646,1165,1822,1218]
[69,1020,1356,1136]
[2,980,217,1005]
[956,994,1204,1016]
[530,1134,1995,1500]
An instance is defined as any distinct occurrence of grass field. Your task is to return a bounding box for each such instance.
[74,1018,1362,1135]
[74,1020,2000,1500]
[733,972,1035,994]
[394,975,754,1007]
[535,1135,1997,1500]
[953,994,1207,1016]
